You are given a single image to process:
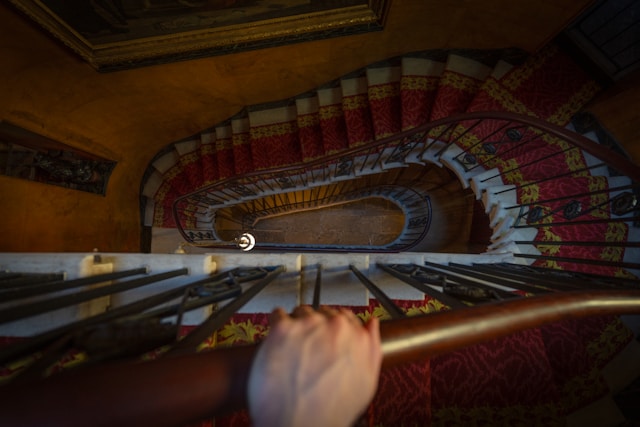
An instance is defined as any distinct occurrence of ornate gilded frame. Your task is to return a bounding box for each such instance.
[9,1,390,72]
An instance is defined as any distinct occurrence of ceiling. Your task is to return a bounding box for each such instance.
[1,0,593,181]
[0,0,605,252]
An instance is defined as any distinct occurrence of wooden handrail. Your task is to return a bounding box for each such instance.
[379,289,640,366]
[1,290,640,426]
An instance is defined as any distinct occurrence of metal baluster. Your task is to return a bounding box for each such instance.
[0,269,189,325]
[377,263,467,309]
[167,265,285,355]
[0,267,149,302]
[312,263,322,310]
[350,265,405,319]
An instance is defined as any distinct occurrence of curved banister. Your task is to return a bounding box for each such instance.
[199,184,432,252]
[379,289,640,366]
[2,290,640,426]
[172,111,640,246]
[172,111,640,204]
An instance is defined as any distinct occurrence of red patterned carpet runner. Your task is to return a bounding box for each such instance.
[144,42,635,425]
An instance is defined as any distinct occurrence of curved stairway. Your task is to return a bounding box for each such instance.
[9,42,638,425]
[144,42,638,274]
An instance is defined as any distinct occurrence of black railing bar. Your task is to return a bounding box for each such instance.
[166,265,285,355]
[397,190,422,203]
[274,191,286,207]
[355,148,371,173]
[419,122,456,158]
[521,195,611,225]
[584,1,634,37]
[435,262,552,295]
[607,27,640,57]
[0,271,241,365]
[9,334,74,385]
[384,136,413,164]
[493,163,608,193]
[0,269,189,325]
[435,120,482,157]
[514,215,640,227]
[175,110,640,242]
[370,141,393,171]
[552,196,626,224]
[479,145,577,182]
[513,254,640,270]
[127,286,242,323]
[0,268,149,302]
[598,11,640,47]
[334,158,346,177]
[174,111,640,207]
[312,263,322,310]
[467,263,589,292]
[299,170,309,187]
[452,121,511,162]
[174,287,193,338]
[475,129,551,161]
[463,131,545,173]
[350,265,405,319]
[307,167,318,186]
[514,240,640,247]
[196,191,222,202]
[247,177,265,194]
[421,262,524,298]
[505,182,640,209]
[211,187,239,201]
[332,180,346,198]
[259,176,275,193]
[376,263,468,309]
[374,140,408,166]
[0,273,66,290]
[498,262,640,288]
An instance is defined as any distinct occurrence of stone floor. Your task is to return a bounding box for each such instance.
[249,197,405,246]
[152,164,490,254]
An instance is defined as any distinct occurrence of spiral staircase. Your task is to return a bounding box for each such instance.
[2,40,640,426]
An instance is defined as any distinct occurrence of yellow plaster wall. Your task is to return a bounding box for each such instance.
[0,0,594,252]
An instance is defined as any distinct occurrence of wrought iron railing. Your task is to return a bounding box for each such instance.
[1,259,639,425]
[212,184,432,251]
[174,111,640,274]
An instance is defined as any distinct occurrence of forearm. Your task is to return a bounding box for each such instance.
[0,345,256,427]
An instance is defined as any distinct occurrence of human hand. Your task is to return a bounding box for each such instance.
[247,305,382,427]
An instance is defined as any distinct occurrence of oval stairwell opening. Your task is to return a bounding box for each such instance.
[218,197,406,246]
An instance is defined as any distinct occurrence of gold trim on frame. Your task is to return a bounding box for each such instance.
[8,1,390,72]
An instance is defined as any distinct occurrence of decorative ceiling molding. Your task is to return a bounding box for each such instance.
[9,0,390,72]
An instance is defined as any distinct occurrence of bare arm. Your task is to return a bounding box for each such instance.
[0,306,381,427]
[0,345,256,427]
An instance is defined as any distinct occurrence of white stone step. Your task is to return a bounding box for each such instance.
[481,184,517,215]
[439,144,487,189]
[470,168,505,200]
[419,139,447,166]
